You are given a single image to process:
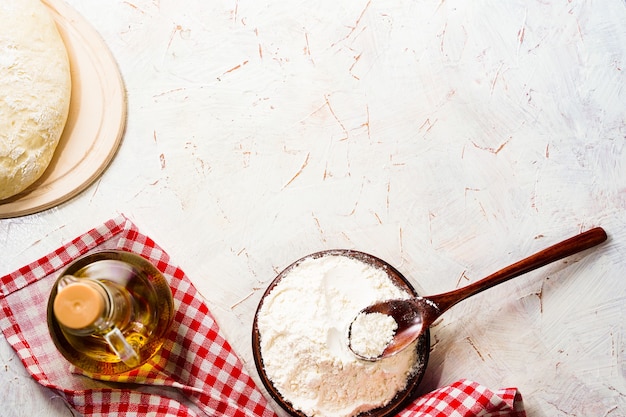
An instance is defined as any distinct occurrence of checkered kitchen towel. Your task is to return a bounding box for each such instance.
[0,215,277,417]
[0,215,525,417]
[400,379,525,417]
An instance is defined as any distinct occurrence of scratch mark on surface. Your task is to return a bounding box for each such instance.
[153,130,157,142]
[606,384,626,397]
[331,0,371,47]
[312,213,326,242]
[231,290,254,310]
[347,178,365,216]
[184,141,210,176]
[225,60,249,74]
[605,405,619,415]
[525,88,535,106]
[255,28,263,59]
[546,399,577,416]
[516,10,527,55]
[391,156,405,168]
[464,187,481,197]
[24,224,66,249]
[464,187,481,211]
[232,0,239,23]
[349,52,363,80]
[535,281,544,313]
[89,178,102,202]
[373,211,382,224]
[283,153,310,189]
[478,201,488,219]
[610,330,616,358]
[530,185,539,212]
[361,104,371,139]
[419,118,438,135]
[153,87,187,99]
[438,22,448,55]
[324,95,348,140]
[304,100,328,122]
[196,159,208,176]
[490,62,504,95]
[386,181,391,210]
[218,60,249,80]
[545,144,550,158]
[166,24,184,55]
[303,31,314,64]
[282,145,299,155]
[159,153,166,169]
[470,137,511,154]
[465,337,485,361]
[576,19,584,42]
[429,334,440,352]
[428,211,435,244]
[239,143,252,168]
[455,270,469,288]
[122,1,145,14]
[399,227,404,255]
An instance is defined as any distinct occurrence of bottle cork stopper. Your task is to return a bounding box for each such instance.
[53,282,105,329]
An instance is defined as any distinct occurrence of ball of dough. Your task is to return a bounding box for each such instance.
[0,0,71,200]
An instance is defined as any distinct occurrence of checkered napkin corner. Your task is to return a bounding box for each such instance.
[399,379,526,417]
[0,216,126,297]
[0,215,278,417]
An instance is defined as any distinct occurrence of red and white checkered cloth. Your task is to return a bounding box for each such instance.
[0,216,276,417]
[0,215,526,417]
[399,379,525,417]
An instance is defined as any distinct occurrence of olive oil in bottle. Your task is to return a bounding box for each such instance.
[48,250,174,375]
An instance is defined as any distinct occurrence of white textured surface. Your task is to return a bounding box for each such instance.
[1,0,625,416]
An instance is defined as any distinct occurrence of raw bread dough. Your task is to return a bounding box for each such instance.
[0,0,71,200]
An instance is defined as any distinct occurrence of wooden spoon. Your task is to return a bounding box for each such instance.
[348,227,607,360]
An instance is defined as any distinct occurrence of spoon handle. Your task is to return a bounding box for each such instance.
[426,227,607,315]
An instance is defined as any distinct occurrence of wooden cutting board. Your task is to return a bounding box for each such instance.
[0,0,126,218]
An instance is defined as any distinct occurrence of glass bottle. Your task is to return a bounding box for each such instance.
[47,250,174,375]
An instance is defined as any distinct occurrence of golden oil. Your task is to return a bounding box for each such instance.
[47,250,174,375]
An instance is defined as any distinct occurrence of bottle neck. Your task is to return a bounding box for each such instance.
[53,276,132,336]
[52,274,141,368]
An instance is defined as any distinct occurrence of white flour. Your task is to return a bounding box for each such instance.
[349,312,397,359]
[257,254,421,417]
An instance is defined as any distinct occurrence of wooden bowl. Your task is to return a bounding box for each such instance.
[252,249,430,417]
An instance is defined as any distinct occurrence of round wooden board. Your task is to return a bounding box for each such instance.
[0,0,126,218]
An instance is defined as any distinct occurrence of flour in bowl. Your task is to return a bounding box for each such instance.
[256,253,421,417]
